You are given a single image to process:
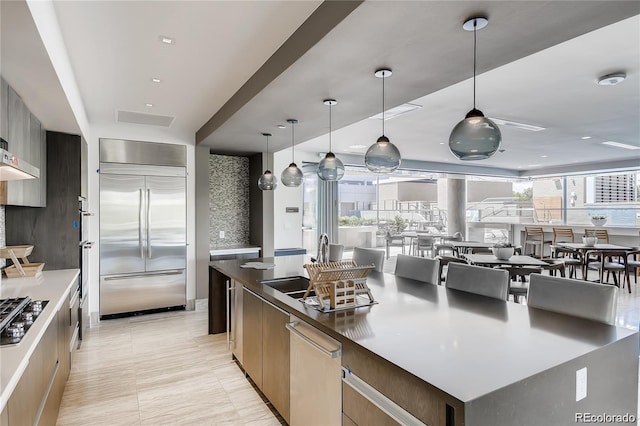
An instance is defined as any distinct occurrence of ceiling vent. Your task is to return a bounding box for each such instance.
[116,110,175,127]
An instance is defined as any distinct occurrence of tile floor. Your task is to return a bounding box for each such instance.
[56,300,282,426]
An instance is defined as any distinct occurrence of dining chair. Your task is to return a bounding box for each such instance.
[445,263,509,301]
[328,244,344,262]
[434,233,463,257]
[413,235,437,258]
[394,254,439,285]
[352,247,385,272]
[523,226,552,258]
[585,250,631,293]
[528,274,618,325]
[435,255,467,285]
[552,227,574,244]
[627,249,640,285]
[385,232,405,259]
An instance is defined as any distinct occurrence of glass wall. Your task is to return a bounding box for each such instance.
[302,164,640,253]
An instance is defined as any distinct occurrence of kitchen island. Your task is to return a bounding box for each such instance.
[211,255,639,426]
[0,269,80,425]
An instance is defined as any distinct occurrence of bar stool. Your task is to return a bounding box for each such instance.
[523,226,552,258]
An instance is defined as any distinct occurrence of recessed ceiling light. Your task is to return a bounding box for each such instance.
[145,103,153,107]
[349,144,367,149]
[540,155,548,158]
[151,78,161,83]
[277,125,286,129]
[581,136,591,140]
[597,72,626,86]
[369,103,422,120]
[439,142,445,145]
[159,35,174,45]
[602,141,640,150]
[489,118,546,132]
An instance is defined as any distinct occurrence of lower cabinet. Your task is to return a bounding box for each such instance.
[242,288,290,423]
[1,287,76,426]
[341,344,464,426]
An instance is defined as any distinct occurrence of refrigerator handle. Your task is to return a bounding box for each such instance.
[147,188,152,259]
[138,189,144,258]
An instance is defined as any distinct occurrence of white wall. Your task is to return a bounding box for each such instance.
[87,124,196,320]
[272,149,319,250]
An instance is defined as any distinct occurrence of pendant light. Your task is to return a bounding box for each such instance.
[449,17,501,161]
[317,99,345,181]
[281,119,304,187]
[257,133,277,190]
[365,68,401,173]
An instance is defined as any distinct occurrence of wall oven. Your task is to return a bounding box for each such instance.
[78,196,93,344]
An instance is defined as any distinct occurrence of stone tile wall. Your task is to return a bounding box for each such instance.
[209,154,250,248]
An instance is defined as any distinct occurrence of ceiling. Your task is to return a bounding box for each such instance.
[2,1,639,178]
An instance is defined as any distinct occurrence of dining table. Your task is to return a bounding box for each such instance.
[462,254,549,268]
[555,242,632,282]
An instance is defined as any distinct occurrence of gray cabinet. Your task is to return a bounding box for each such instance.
[262,300,289,423]
[6,132,83,268]
[242,288,263,389]
[241,288,289,422]
[230,279,243,365]
[3,285,76,426]
[6,311,58,426]
[1,78,46,207]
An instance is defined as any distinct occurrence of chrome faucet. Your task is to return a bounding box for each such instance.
[316,233,329,263]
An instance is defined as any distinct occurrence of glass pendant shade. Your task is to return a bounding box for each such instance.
[280,119,303,187]
[317,99,344,181]
[281,162,303,187]
[258,132,276,190]
[317,152,345,181]
[365,69,401,174]
[449,17,501,161]
[257,170,277,190]
[449,109,502,160]
[365,135,401,173]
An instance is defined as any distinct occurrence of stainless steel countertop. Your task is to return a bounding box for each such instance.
[211,255,638,402]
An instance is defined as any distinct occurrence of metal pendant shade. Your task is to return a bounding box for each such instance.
[317,99,345,181]
[365,68,401,173]
[449,17,501,161]
[258,133,277,190]
[281,119,304,187]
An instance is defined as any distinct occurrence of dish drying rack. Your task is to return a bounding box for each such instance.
[303,261,375,310]
[0,245,45,278]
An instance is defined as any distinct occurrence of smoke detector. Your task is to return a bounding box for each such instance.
[597,72,626,86]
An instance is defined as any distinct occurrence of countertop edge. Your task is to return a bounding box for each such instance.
[0,269,80,412]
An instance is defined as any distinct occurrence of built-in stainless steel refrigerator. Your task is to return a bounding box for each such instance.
[99,139,186,317]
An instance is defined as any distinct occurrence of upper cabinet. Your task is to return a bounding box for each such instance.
[0,76,47,207]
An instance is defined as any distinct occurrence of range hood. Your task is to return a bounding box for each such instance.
[0,138,40,181]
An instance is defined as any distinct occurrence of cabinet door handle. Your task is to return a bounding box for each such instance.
[286,321,341,358]
[341,368,425,426]
[138,189,144,258]
[226,280,232,349]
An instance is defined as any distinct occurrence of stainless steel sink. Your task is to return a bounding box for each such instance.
[261,276,313,298]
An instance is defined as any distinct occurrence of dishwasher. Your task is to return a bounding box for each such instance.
[287,315,342,426]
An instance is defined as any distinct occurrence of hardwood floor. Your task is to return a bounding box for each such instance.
[56,301,281,426]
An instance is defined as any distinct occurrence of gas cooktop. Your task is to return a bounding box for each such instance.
[0,297,49,346]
